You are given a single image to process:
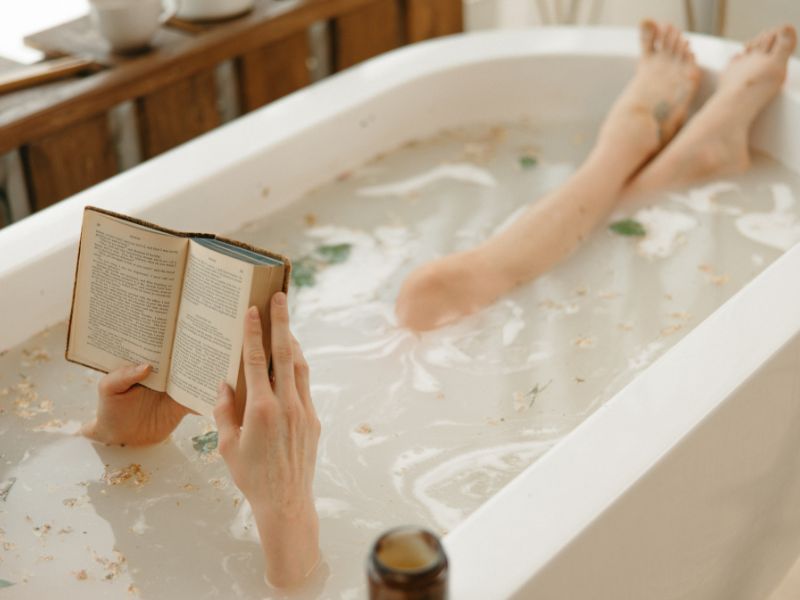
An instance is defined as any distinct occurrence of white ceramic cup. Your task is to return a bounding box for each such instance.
[89,0,171,53]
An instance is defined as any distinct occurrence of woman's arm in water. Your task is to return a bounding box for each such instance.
[214,293,321,588]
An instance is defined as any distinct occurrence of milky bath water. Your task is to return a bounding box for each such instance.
[1,119,799,599]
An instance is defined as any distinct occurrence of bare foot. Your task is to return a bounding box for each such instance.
[396,22,701,331]
[597,20,702,162]
[629,24,797,194]
[395,248,506,331]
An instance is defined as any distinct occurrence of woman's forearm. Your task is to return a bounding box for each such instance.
[254,498,320,589]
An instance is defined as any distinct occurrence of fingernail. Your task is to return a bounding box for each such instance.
[273,292,286,306]
[217,381,227,396]
[137,364,149,374]
[248,306,259,320]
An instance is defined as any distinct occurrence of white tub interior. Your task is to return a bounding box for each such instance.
[1,28,800,599]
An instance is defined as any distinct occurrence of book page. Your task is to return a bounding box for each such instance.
[166,240,253,416]
[67,210,188,391]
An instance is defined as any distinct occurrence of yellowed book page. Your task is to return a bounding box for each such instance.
[166,240,253,417]
[67,210,188,391]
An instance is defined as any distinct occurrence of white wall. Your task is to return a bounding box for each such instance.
[466,0,800,56]
[724,0,800,53]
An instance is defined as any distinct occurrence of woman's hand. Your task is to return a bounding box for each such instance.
[214,292,321,588]
[82,364,192,446]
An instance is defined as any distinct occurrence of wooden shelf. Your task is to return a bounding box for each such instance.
[0,0,463,217]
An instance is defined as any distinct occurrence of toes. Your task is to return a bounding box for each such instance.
[640,19,657,55]
[679,39,691,61]
[754,30,775,52]
[774,24,798,59]
[748,32,764,53]
[663,24,679,54]
[762,31,777,52]
[748,25,797,57]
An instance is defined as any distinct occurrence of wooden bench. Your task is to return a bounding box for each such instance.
[0,0,462,223]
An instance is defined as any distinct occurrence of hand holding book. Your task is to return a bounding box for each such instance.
[82,295,322,588]
[82,363,194,446]
[215,295,321,588]
[74,207,322,587]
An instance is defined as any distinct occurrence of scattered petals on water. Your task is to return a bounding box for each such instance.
[102,464,150,487]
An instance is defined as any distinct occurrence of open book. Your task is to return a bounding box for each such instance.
[66,207,289,419]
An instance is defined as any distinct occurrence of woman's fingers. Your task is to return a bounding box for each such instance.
[242,306,272,405]
[270,293,297,399]
[291,334,312,409]
[79,419,100,442]
[98,363,151,397]
[214,382,241,457]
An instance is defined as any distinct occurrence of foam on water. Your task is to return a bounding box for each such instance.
[736,183,800,251]
[2,120,800,598]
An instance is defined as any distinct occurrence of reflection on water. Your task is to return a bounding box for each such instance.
[2,120,800,598]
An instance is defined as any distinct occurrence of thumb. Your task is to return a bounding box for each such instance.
[213,382,240,456]
[98,364,151,397]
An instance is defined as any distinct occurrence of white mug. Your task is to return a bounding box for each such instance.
[89,0,172,53]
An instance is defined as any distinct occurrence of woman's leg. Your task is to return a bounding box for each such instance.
[396,21,701,331]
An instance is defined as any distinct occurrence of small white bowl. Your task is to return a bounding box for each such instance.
[173,0,254,21]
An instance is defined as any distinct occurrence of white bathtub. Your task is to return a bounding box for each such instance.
[2,28,800,599]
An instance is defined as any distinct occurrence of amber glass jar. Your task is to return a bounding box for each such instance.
[367,526,448,600]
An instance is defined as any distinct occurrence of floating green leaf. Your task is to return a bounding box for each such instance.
[0,580,14,588]
[192,431,218,454]
[314,243,352,264]
[0,477,16,502]
[291,243,353,288]
[291,257,318,288]
[609,219,646,237]
[519,155,538,169]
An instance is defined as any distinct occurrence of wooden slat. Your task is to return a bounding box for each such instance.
[0,57,21,227]
[332,0,401,70]
[136,69,221,159]
[405,0,462,42]
[0,57,99,95]
[22,113,118,211]
[0,0,380,155]
[237,30,311,112]
[0,179,7,228]
[165,11,254,35]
